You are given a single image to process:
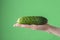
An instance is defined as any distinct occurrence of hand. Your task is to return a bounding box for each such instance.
[13,23,50,31]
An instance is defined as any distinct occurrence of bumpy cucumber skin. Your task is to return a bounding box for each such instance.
[17,16,48,25]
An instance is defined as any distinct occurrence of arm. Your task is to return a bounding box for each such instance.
[14,23,60,36]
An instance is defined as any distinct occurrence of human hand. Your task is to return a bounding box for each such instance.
[13,23,50,31]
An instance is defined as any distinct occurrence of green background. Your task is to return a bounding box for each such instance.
[1,0,60,40]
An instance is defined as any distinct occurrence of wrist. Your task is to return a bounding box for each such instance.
[44,24,55,32]
[46,25,60,36]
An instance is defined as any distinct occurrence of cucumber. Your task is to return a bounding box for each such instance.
[17,16,48,25]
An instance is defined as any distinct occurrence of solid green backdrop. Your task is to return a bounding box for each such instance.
[1,0,60,40]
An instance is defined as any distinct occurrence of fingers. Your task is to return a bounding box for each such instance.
[13,23,38,30]
[13,23,21,27]
[13,23,32,28]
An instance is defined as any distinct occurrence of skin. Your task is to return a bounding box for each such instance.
[13,23,60,36]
